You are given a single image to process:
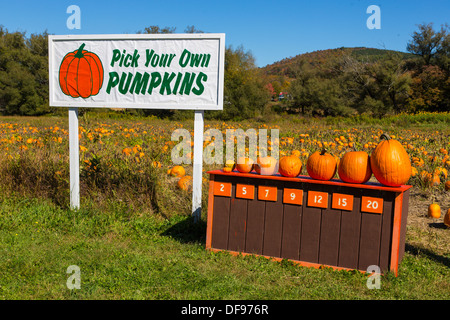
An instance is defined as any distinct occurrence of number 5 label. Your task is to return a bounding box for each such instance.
[361,196,383,214]
[283,188,303,205]
[236,184,254,199]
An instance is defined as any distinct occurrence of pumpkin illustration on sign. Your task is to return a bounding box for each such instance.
[59,43,104,98]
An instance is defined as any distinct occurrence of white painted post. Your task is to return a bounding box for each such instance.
[192,110,204,222]
[68,107,80,210]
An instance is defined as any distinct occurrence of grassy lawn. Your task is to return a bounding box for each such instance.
[0,112,449,300]
[0,195,448,300]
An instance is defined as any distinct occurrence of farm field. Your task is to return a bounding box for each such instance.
[0,111,449,300]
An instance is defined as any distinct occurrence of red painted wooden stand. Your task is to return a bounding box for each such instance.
[206,170,411,276]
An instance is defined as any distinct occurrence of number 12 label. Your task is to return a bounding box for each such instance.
[307,191,328,208]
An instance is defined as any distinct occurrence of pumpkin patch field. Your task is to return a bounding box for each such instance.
[0,111,448,300]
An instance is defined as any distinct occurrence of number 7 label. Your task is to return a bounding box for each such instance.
[258,186,277,201]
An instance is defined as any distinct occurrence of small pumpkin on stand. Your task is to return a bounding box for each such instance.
[338,149,372,184]
[278,155,302,177]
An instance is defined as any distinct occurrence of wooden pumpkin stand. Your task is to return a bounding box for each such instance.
[205,170,411,276]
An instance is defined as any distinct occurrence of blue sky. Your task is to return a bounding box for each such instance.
[0,0,448,67]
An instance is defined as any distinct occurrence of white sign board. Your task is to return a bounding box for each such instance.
[49,33,225,110]
[48,33,225,221]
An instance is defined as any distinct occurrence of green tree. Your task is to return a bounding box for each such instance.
[0,27,49,115]
[207,45,270,120]
[406,23,447,65]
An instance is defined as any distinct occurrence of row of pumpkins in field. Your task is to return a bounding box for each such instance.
[223,133,412,187]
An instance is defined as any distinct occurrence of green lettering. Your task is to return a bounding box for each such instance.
[179,72,195,95]
[145,49,154,67]
[190,54,203,67]
[148,72,162,94]
[160,72,176,95]
[179,49,190,67]
[130,72,149,94]
[110,50,121,67]
[106,72,119,93]
[172,72,183,94]
[192,72,207,95]
[118,72,133,94]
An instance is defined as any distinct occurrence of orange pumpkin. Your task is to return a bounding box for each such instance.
[235,157,254,173]
[428,203,441,219]
[59,43,104,98]
[170,165,185,177]
[278,155,302,177]
[445,180,450,191]
[338,150,372,184]
[444,208,450,227]
[370,133,412,187]
[177,175,192,191]
[306,149,337,181]
[254,156,278,175]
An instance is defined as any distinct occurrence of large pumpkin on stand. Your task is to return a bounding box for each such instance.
[59,43,104,98]
[338,150,372,184]
[306,149,337,181]
[370,133,412,187]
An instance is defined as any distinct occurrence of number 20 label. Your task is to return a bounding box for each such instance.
[361,196,383,214]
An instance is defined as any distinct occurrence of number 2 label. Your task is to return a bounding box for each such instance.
[213,182,231,197]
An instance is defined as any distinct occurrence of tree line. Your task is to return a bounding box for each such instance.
[0,23,448,119]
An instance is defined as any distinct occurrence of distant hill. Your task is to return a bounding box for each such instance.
[260,47,415,79]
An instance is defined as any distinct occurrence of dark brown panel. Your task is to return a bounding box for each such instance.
[210,195,231,250]
[398,189,410,263]
[379,191,394,272]
[318,185,341,267]
[358,210,382,271]
[245,186,266,255]
[228,195,248,252]
[281,204,302,260]
[300,185,323,263]
[338,189,362,269]
[262,184,284,258]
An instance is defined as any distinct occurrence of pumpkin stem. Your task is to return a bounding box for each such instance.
[380,133,391,141]
[75,43,86,58]
[320,149,327,156]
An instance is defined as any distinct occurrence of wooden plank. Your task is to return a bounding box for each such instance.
[300,185,323,263]
[262,183,284,258]
[210,195,231,250]
[205,174,216,249]
[379,191,394,273]
[358,210,383,271]
[338,188,362,269]
[318,185,342,267]
[245,181,266,255]
[398,189,410,263]
[281,203,302,260]
[228,195,248,252]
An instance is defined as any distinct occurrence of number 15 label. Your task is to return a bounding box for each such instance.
[332,193,354,211]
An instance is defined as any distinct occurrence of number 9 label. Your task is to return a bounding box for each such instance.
[283,188,303,205]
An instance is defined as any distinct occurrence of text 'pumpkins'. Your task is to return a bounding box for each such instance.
[370,133,411,187]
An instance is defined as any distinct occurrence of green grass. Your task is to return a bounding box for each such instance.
[0,195,448,300]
